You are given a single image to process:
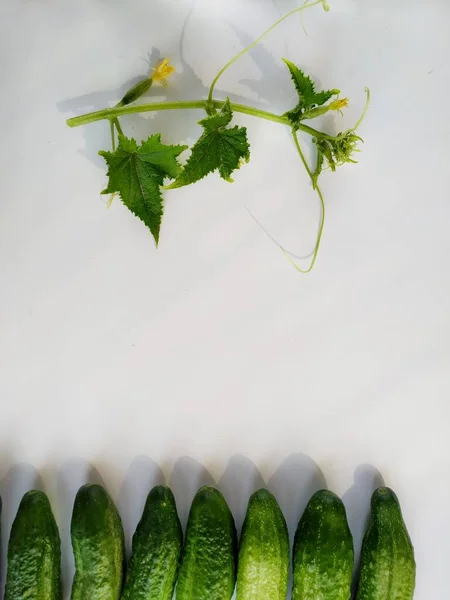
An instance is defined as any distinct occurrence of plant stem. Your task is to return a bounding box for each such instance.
[66,99,336,142]
[109,119,116,151]
[112,117,123,135]
[353,87,371,131]
[207,0,325,104]
[108,117,124,151]
[284,130,326,273]
[67,100,287,128]
[293,130,314,180]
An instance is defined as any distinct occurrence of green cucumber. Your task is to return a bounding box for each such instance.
[70,483,125,600]
[236,488,289,600]
[121,485,182,600]
[5,490,61,600]
[356,487,415,600]
[292,489,354,600]
[176,486,237,600]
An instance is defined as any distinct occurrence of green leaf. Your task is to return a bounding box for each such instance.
[282,58,339,128]
[167,98,250,189]
[99,134,187,245]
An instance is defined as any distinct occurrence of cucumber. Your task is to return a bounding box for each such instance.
[121,485,183,600]
[292,489,354,600]
[356,487,415,600]
[5,490,61,600]
[70,483,125,600]
[176,486,237,600]
[236,488,289,600]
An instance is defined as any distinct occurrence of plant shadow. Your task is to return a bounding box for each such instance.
[269,454,326,599]
[268,453,327,541]
[232,24,291,109]
[218,454,265,534]
[115,456,165,556]
[168,456,215,530]
[342,464,385,592]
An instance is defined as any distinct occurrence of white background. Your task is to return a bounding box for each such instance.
[1,0,449,597]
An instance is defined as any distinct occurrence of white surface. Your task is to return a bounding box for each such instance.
[0,0,449,597]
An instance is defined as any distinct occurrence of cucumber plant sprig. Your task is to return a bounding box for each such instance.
[66,0,369,272]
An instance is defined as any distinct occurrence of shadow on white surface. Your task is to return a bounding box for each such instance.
[342,464,385,593]
[116,455,164,556]
[169,456,215,528]
[219,455,265,533]
[0,462,44,534]
[269,452,326,539]
[233,23,290,107]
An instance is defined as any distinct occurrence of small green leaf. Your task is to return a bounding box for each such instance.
[99,134,187,245]
[282,58,339,128]
[167,98,250,189]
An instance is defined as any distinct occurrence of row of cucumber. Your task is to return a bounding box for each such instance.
[4,483,415,600]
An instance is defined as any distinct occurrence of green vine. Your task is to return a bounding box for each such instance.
[66,0,369,271]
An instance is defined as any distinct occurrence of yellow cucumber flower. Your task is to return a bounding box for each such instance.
[152,58,175,86]
[329,98,349,115]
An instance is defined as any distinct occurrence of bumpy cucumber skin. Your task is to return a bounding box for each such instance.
[71,484,125,600]
[356,487,415,600]
[5,490,61,600]
[236,488,289,600]
[176,486,238,600]
[121,485,182,600]
[292,489,354,600]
